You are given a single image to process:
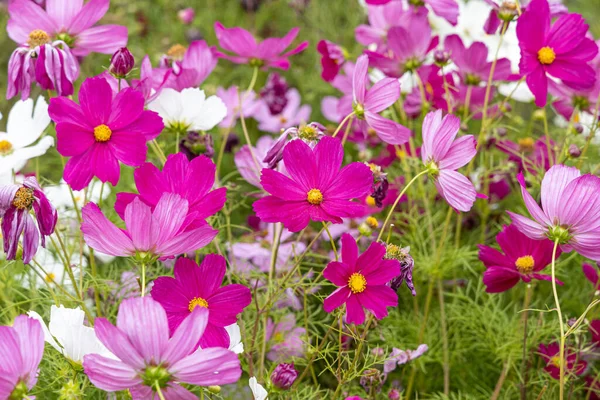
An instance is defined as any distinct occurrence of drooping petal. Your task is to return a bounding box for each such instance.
[364,111,411,145]
[507,211,548,240]
[435,170,477,212]
[170,347,242,386]
[81,203,134,256]
[323,286,352,313]
[83,354,141,392]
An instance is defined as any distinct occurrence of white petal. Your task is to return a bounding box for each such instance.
[249,377,268,400]
[148,88,185,127]
[225,323,244,354]
[6,96,50,149]
[0,136,55,176]
[190,94,227,131]
[27,310,62,353]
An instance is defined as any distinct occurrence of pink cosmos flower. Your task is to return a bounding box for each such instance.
[349,55,411,145]
[323,234,400,325]
[253,136,373,232]
[114,153,226,228]
[355,1,418,49]
[496,137,554,173]
[177,7,195,25]
[516,0,598,107]
[48,76,164,190]
[7,0,128,57]
[508,165,600,262]
[479,224,562,293]
[0,316,44,399]
[214,22,308,70]
[410,0,459,26]
[254,89,312,134]
[216,86,260,128]
[483,0,567,35]
[151,256,251,348]
[583,263,600,291]
[81,193,217,260]
[421,110,478,212]
[366,17,438,78]
[7,37,79,100]
[0,177,57,264]
[266,314,306,361]
[154,41,218,92]
[444,35,512,85]
[83,297,242,398]
[235,136,277,190]
[538,342,586,380]
[549,73,600,121]
[317,40,346,82]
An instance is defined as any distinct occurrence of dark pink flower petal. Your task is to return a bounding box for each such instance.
[323,261,351,287]
[199,323,230,349]
[478,244,511,269]
[314,137,344,188]
[483,267,521,293]
[48,97,90,128]
[323,286,352,313]
[108,88,144,130]
[151,276,190,315]
[282,139,317,192]
[108,131,147,167]
[55,122,94,156]
[90,143,120,186]
[516,0,550,53]
[364,259,400,285]
[261,169,307,201]
[78,77,113,126]
[120,110,164,141]
[341,233,359,269]
[208,284,252,326]
[253,196,311,232]
[526,66,549,108]
[162,308,209,365]
[345,294,365,325]
[356,241,386,274]
[583,263,599,287]
[357,285,397,319]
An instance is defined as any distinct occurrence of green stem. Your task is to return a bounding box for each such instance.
[437,279,450,395]
[154,382,166,400]
[140,262,147,297]
[322,222,339,261]
[550,239,565,400]
[520,284,534,400]
[377,170,428,241]
[332,112,355,138]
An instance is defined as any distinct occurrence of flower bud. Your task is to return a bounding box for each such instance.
[574,123,584,134]
[207,386,221,394]
[388,389,401,400]
[433,49,451,66]
[109,47,134,78]
[180,132,215,160]
[178,8,195,25]
[568,144,581,158]
[271,363,298,390]
[496,127,507,137]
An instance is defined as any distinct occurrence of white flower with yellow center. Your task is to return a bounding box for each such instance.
[0,96,54,176]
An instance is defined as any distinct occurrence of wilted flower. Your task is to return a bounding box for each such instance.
[384,344,428,374]
[109,47,135,78]
[179,131,215,159]
[255,88,311,134]
[387,244,416,296]
[271,363,298,390]
[263,122,325,168]
[360,368,384,394]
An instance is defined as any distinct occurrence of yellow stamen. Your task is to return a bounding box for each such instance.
[537,46,556,65]
[28,29,51,48]
[12,188,35,210]
[515,255,535,274]
[365,217,379,229]
[365,196,376,207]
[307,189,323,205]
[550,356,561,368]
[518,137,535,152]
[93,124,112,142]
[45,273,56,283]
[279,116,288,124]
[0,140,13,155]
[167,44,187,60]
[188,297,209,312]
[348,272,367,294]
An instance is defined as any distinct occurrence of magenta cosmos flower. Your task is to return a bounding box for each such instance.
[49,77,164,190]
[355,1,417,49]
[421,110,478,212]
[114,153,226,227]
[81,193,217,260]
[214,22,308,70]
[479,224,562,293]
[83,297,242,398]
[0,177,57,264]
[151,255,251,348]
[583,263,600,291]
[317,40,346,82]
[154,41,218,91]
[7,0,128,57]
[0,316,44,399]
[323,234,400,325]
[516,0,598,107]
[508,165,600,262]
[349,55,411,145]
[253,136,372,232]
[538,342,586,380]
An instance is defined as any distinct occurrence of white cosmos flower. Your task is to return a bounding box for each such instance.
[28,305,115,363]
[249,377,268,400]
[0,96,54,176]
[148,88,227,132]
[226,323,244,354]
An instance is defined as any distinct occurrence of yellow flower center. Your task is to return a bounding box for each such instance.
[348,272,367,294]
[518,137,535,152]
[298,125,318,141]
[279,116,288,124]
[45,273,56,283]
[515,255,535,274]
[12,188,35,210]
[365,196,376,207]
[0,140,13,155]
[307,189,323,205]
[167,44,187,60]
[93,124,112,142]
[188,297,209,312]
[365,217,379,229]
[537,46,556,65]
[28,29,51,48]
[550,356,561,368]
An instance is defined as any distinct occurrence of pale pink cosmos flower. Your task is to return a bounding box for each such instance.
[83,297,242,398]
[214,22,308,70]
[81,193,217,260]
[421,110,478,212]
[216,86,260,128]
[254,89,311,133]
[508,165,600,262]
[349,55,411,145]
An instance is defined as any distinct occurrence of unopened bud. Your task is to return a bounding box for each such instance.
[207,386,221,394]
[271,363,298,390]
[178,8,195,25]
[433,49,451,66]
[574,123,584,134]
[568,144,581,158]
[109,47,134,78]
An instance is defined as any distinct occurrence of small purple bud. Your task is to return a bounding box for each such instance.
[271,363,298,390]
[360,368,384,393]
[496,127,507,137]
[178,8,195,24]
[109,47,135,78]
[260,73,289,115]
[574,123,584,134]
[568,144,581,158]
[179,132,214,160]
[433,49,451,66]
[388,389,401,400]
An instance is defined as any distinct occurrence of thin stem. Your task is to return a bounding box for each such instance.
[520,284,534,400]
[140,262,147,297]
[322,222,339,261]
[332,112,355,138]
[215,126,233,186]
[340,115,355,146]
[491,358,511,400]
[437,279,450,395]
[151,140,167,165]
[377,170,428,241]
[89,248,102,317]
[550,239,565,400]
[154,382,166,400]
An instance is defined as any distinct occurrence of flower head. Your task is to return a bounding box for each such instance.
[421,110,478,212]
[109,47,135,78]
[479,224,562,293]
[0,315,44,400]
[49,77,164,190]
[317,40,346,82]
[155,41,218,91]
[83,297,242,397]
[81,193,217,260]
[0,176,57,264]
[253,136,373,232]
[516,0,598,107]
[351,55,411,145]
[266,314,306,361]
[271,363,298,390]
[583,263,600,291]
[216,86,260,128]
[151,255,251,348]
[508,165,600,262]
[214,22,308,70]
[538,342,586,380]
[7,0,128,57]
[323,234,400,324]
[263,122,325,169]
